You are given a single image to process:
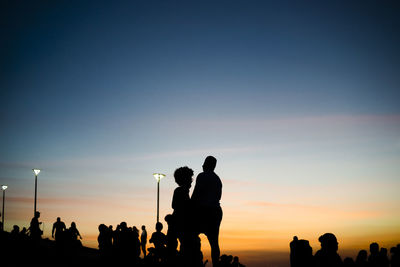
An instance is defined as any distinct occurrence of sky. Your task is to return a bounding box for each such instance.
[1,1,400,266]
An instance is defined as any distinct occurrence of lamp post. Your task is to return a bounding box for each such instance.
[153,173,165,223]
[1,185,7,231]
[32,169,41,215]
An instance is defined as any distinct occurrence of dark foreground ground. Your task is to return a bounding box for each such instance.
[0,231,245,267]
[1,231,102,267]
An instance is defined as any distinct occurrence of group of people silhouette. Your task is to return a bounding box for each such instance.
[0,156,245,266]
[290,234,400,267]
[2,155,399,267]
[96,156,230,266]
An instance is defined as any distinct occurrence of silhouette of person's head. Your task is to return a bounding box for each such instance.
[120,222,127,230]
[71,222,76,228]
[318,233,338,252]
[155,222,163,232]
[356,250,367,262]
[203,156,217,172]
[12,225,20,233]
[370,242,379,254]
[35,211,40,218]
[142,225,146,230]
[174,166,194,187]
[164,214,175,226]
[56,217,60,222]
[99,224,107,232]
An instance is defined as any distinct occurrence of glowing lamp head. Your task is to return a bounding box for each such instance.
[153,173,166,181]
[1,185,7,190]
[32,169,41,176]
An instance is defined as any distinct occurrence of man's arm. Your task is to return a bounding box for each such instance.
[52,223,55,237]
[217,177,222,202]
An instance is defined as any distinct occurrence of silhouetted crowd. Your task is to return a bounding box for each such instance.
[290,234,400,267]
[0,215,245,267]
[96,219,245,267]
[0,156,247,267]
[2,156,398,267]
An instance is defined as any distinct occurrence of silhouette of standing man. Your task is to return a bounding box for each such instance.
[52,217,66,242]
[191,156,222,267]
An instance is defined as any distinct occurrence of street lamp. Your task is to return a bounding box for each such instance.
[153,173,165,223]
[1,185,7,231]
[32,169,41,215]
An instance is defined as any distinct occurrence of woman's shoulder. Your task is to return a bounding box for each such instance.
[174,186,189,194]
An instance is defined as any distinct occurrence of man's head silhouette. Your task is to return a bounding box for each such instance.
[57,217,60,222]
[203,156,217,172]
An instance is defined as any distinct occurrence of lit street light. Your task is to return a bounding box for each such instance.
[32,169,41,215]
[1,185,7,231]
[153,173,165,223]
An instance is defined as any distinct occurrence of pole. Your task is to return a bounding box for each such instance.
[1,190,4,231]
[34,174,37,215]
[157,179,160,223]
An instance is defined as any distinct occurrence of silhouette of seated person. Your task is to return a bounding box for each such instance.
[20,227,28,236]
[314,233,343,267]
[29,211,43,240]
[149,222,167,262]
[355,250,368,267]
[290,236,314,267]
[191,156,223,267]
[220,254,235,267]
[52,217,66,242]
[232,256,245,267]
[11,225,20,236]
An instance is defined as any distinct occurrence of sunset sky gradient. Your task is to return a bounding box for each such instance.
[1,1,400,266]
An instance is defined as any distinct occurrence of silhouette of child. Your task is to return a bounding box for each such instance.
[149,222,167,262]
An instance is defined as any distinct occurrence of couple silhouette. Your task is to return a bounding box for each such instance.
[169,155,223,267]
